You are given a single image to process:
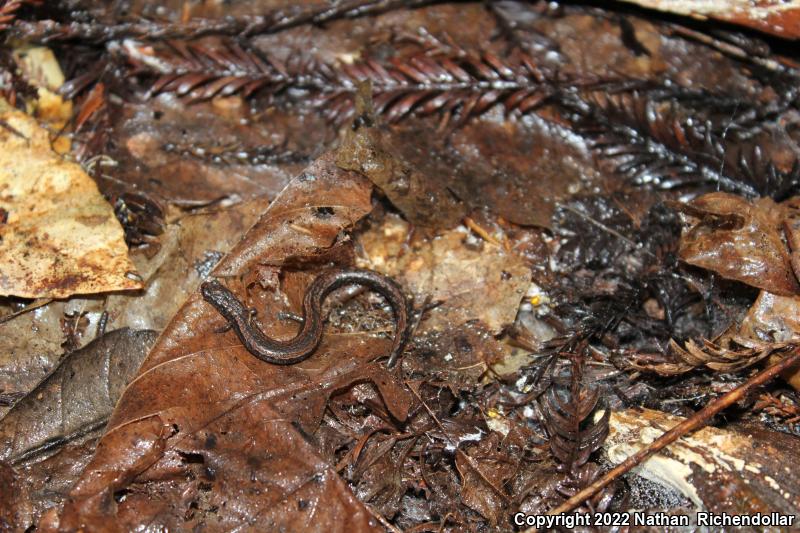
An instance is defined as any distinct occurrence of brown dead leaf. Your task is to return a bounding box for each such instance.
[214,152,374,276]
[455,432,516,526]
[0,461,30,528]
[740,291,800,390]
[676,193,800,296]
[336,92,600,230]
[0,328,158,463]
[617,0,800,39]
[12,46,73,132]
[101,95,316,206]
[785,197,800,282]
[359,215,529,334]
[0,197,262,425]
[603,408,800,516]
[0,303,67,420]
[0,104,141,298]
[336,114,466,231]
[4,435,99,531]
[51,154,407,532]
[740,291,800,345]
[404,322,509,387]
[104,199,266,332]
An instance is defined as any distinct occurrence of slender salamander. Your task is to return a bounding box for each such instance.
[200,267,411,367]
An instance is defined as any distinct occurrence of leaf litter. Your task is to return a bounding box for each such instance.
[1,1,800,531]
[0,104,141,298]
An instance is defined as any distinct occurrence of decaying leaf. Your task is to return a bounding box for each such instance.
[335,88,600,230]
[335,87,466,231]
[617,0,800,39]
[740,291,800,390]
[98,95,314,206]
[3,434,98,531]
[785,197,800,282]
[213,152,374,277]
[11,45,72,129]
[102,198,266,332]
[0,197,263,425]
[670,338,788,373]
[50,154,409,531]
[602,408,800,517]
[0,461,29,529]
[740,291,800,345]
[403,322,509,386]
[358,214,529,334]
[0,104,141,298]
[0,328,157,463]
[676,193,800,296]
[455,432,515,526]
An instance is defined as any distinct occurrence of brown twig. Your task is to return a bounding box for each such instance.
[9,0,434,43]
[407,384,511,504]
[538,348,800,521]
[0,0,41,32]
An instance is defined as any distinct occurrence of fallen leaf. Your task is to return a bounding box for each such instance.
[0,461,30,528]
[0,104,141,298]
[455,431,516,526]
[739,291,800,390]
[12,46,72,130]
[98,94,318,206]
[0,197,262,422]
[676,193,800,296]
[602,408,800,515]
[785,197,800,282]
[103,199,266,331]
[5,436,99,531]
[358,215,529,334]
[403,322,509,387]
[336,96,466,230]
[336,92,601,230]
[51,154,405,531]
[739,291,800,345]
[214,152,374,276]
[0,328,158,463]
[617,0,800,40]
[0,303,67,420]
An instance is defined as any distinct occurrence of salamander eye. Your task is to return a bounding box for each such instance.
[201,280,227,300]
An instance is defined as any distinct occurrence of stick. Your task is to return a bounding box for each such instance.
[541,348,800,519]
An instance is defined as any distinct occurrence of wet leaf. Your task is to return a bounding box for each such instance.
[455,432,516,526]
[739,291,800,390]
[0,197,262,421]
[1,422,106,530]
[676,193,800,296]
[0,104,141,298]
[404,322,509,387]
[336,95,466,230]
[786,197,800,282]
[739,291,800,345]
[0,328,158,463]
[617,0,800,39]
[103,199,266,332]
[359,215,529,334]
[52,154,404,531]
[0,461,30,528]
[603,408,800,515]
[99,95,316,206]
[214,152,374,276]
